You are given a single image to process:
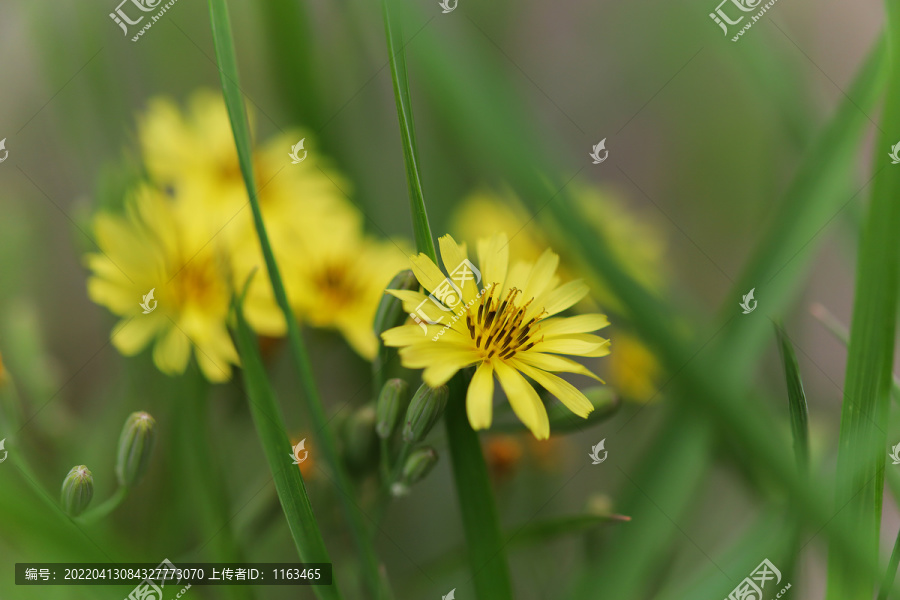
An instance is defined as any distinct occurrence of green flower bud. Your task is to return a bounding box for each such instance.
[402,383,449,443]
[115,412,156,488]
[61,465,93,517]
[342,405,379,475]
[401,446,438,485]
[373,270,419,337]
[376,379,410,439]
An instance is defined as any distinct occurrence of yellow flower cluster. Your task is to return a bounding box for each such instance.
[86,91,408,382]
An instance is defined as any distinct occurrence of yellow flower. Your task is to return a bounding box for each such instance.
[86,186,239,382]
[278,211,410,360]
[452,187,665,401]
[134,90,368,342]
[381,233,610,439]
[607,332,661,403]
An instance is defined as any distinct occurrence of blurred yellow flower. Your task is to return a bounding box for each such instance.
[451,186,667,308]
[607,332,661,403]
[382,233,609,440]
[131,90,398,356]
[86,186,239,382]
[278,210,409,360]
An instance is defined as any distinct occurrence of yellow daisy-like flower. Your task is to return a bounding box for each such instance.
[278,210,410,360]
[86,186,239,382]
[381,233,610,439]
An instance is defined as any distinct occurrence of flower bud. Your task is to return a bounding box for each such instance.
[342,405,379,475]
[402,383,449,443]
[376,379,410,439]
[401,446,439,486]
[373,270,419,337]
[61,465,93,517]
[115,412,156,488]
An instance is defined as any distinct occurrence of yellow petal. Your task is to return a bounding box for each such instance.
[467,361,494,430]
[523,248,559,301]
[438,235,477,305]
[539,314,610,337]
[387,289,430,313]
[152,327,191,376]
[532,335,611,357]
[512,360,594,418]
[399,342,479,369]
[537,280,590,317]
[111,316,164,356]
[196,347,232,382]
[421,349,481,386]
[504,261,532,294]
[515,351,604,382]
[477,232,509,290]
[409,253,449,297]
[494,360,550,440]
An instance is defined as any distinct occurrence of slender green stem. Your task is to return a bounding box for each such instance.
[444,377,515,598]
[381,0,436,262]
[76,486,128,524]
[177,372,253,600]
[206,2,387,597]
[233,294,342,600]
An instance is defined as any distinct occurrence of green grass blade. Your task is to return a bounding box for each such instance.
[231,295,341,600]
[720,37,887,357]
[206,2,386,597]
[775,325,810,472]
[444,376,515,599]
[825,8,900,597]
[879,527,900,600]
[381,0,436,262]
[425,513,630,575]
[175,370,253,600]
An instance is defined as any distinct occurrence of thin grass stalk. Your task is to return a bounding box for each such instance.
[380,1,513,597]
[381,0,436,262]
[825,7,900,596]
[206,2,386,597]
[232,294,342,600]
[178,370,253,600]
[879,527,900,600]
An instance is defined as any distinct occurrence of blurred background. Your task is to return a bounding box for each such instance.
[0,0,893,598]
